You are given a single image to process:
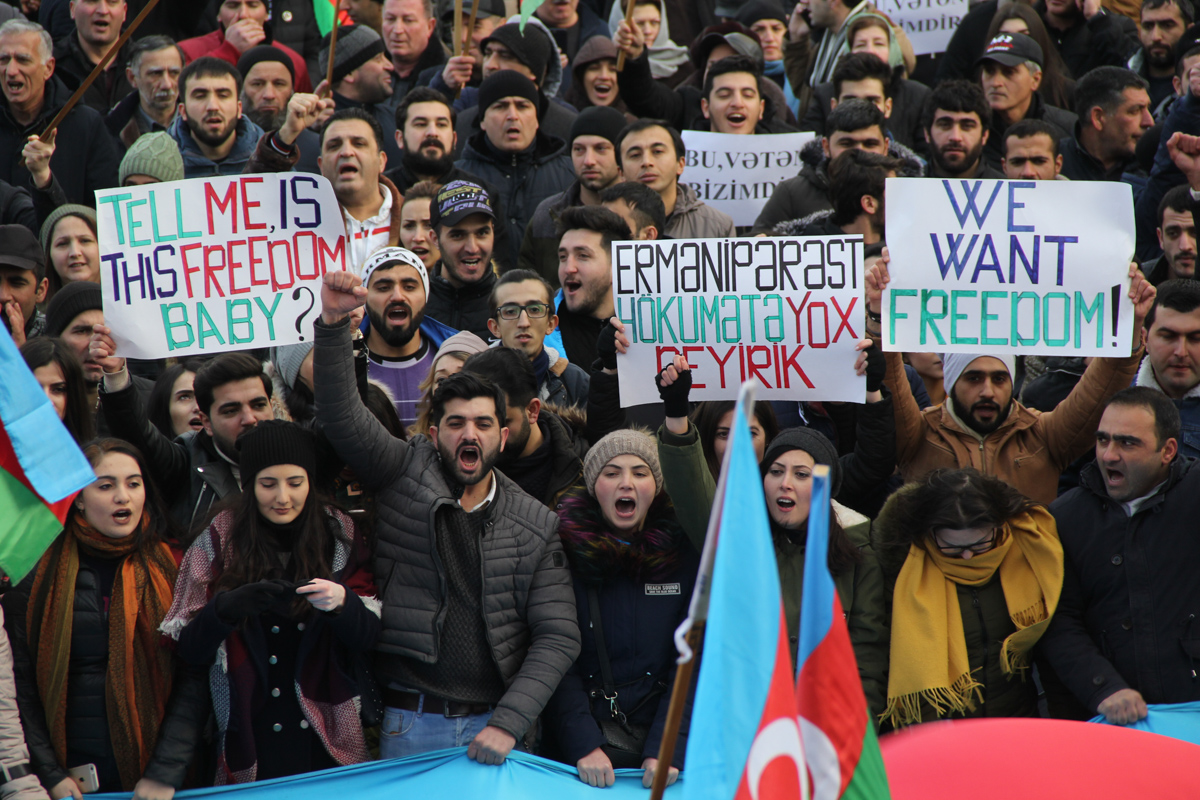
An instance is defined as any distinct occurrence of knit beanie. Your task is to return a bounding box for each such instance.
[271,341,315,390]
[569,105,628,147]
[941,353,1016,396]
[734,0,787,26]
[434,330,490,365]
[583,429,663,496]
[480,23,553,83]
[477,69,542,118]
[119,132,185,185]
[237,45,296,84]
[237,420,318,489]
[45,280,102,337]
[761,427,842,497]
[39,204,96,255]
[319,24,387,85]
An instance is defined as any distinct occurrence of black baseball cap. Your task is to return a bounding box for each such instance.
[432,180,495,228]
[0,224,43,271]
[977,32,1043,69]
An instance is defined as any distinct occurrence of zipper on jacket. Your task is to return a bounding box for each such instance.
[971,587,988,700]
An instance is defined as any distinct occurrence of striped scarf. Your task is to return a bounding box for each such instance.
[27,514,177,790]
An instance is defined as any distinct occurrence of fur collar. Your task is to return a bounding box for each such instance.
[556,488,685,584]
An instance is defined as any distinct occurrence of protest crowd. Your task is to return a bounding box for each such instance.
[3,0,1200,795]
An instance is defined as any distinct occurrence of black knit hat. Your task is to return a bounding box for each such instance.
[319,24,387,85]
[761,426,842,497]
[735,0,787,26]
[568,105,628,146]
[45,280,102,337]
[237,420,318,489]
[236,45,296,84]
[480,22,553,84]
[477,69,542,119]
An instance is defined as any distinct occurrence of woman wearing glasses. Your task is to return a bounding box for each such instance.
[874,468,1064,729]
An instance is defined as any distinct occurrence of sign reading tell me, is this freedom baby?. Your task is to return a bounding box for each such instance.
[611,234,866,407]
[883,178,1137,357]
[96,174,348,360]
[679,131,816,227]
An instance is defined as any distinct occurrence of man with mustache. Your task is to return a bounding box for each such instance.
[923,79,1004,180]
[314,268,580,766]
[105,35,182,151]
[1134,280,1200,458]
[865,254,1157,504]
[1130,0,1191,110]
[236,45,322,173]
[519,106,625,289]
[169,57,266,178]
[1145,186,1196,285]
[1041,388,1200,723]
[424,179,503,340]
[384,86,489,193]
[359,246,456,427]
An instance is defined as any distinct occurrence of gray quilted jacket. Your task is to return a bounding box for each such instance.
[312,318,581,739]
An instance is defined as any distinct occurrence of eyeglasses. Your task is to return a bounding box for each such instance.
[496,302,550,320]
[932,528,998,557]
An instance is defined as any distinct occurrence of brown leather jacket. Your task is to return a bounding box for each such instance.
[882,347,1143,504]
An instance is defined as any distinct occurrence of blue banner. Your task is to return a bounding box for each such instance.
[1090,701,1200,746]
[91,749,684,800]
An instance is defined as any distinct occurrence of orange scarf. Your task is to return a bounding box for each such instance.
[27,514,178,790]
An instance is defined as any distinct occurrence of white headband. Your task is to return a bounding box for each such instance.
[360,247,429,298]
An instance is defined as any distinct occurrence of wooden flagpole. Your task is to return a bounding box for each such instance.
[325,14,341,92]
[615,0,636,71]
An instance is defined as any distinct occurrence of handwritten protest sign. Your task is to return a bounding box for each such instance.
[612,235,866,406]
[680,131,816,226]
[883,178,1136,357]
[96,174,347,360]
[873,0,967,55]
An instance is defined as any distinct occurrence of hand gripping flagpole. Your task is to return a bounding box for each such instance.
[648,379,758,800]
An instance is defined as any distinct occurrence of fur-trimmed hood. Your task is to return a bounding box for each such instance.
[870,482,928,583]
[555,487,686,584]
[798,135,926,185]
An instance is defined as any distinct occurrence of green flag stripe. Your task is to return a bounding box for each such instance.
[841,718,892,799]
[0,467,64,584]
[313,0,336,36]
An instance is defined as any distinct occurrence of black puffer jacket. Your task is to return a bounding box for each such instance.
[3,555,209,792]
[425,268,497,341]
[454,131,575,270]
[1041,457,1200,715]
[312,316,581,740]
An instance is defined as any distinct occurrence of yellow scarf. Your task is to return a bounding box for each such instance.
[882,506,1063,728]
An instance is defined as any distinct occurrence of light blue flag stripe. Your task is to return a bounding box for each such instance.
[1091,701,1200,746]
[0,325,94,502]
[682,403,783,800]
[797,466,834,668]
[89,749,682,800]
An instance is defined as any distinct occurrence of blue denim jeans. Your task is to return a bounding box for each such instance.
[378,698,493,760]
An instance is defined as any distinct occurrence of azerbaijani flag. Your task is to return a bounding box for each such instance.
[796,465,890,800]
[0,325,95,584]
[313,0,352,36]
[682,389,808,800]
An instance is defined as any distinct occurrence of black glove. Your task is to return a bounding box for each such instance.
[215,579,294,624]
[596,323,618,371]
[656,364,692,418]
[864,343,886,394]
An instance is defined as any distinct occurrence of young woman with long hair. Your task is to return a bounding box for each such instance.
[20,337,95,444]
[162,422,380,784]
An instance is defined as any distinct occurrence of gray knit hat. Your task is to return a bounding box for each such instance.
[583,429,663,496]
[39,204,96,255]
[761,427,842,497]
[272,341,315,390]
[119,132,184,185]
[319,24,387,85]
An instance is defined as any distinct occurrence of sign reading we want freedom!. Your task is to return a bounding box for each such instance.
[883,178,1137,356]
[96,174,348,360]
[612,234,866,407]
